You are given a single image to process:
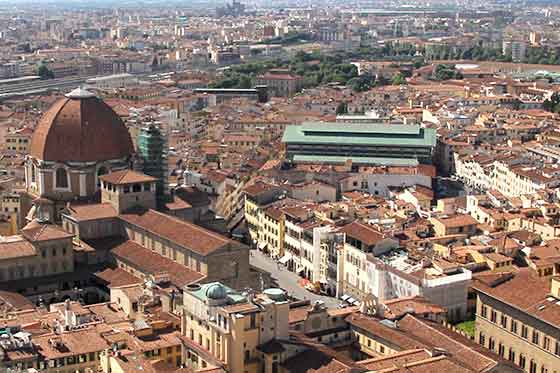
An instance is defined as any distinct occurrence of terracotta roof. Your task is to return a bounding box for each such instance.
[65,202,117,222]
[472,268,560,327]
[165,195,192,211]
[358,349,431,370]
[94,267,142,288]
[345,313,425,350]
[111,240,205,287]
[382,296,446,320]
[433,214,478,228]
[288,306,310,324]
[243,181,278,197]
[21,224,73,242]
[397,315,504,372]
[340,221,385,246]
[362,355,473,372]
[0,290,35,311]
[173,187,210,208]
[30,95,134,162]
[0,239,36,260]
[100,170,157,185]
[119,209,237,256]
[34,328,110,359]
[281,349,356,373]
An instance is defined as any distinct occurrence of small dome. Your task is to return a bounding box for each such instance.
[264,288,286,302]
[206,283,227,300]
[30,87,134,162]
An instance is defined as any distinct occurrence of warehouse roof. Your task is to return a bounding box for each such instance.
[282,122,436,147]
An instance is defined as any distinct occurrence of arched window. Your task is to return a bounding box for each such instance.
[530,360,537,373]
[55,168,68,189]
[519,354,526,369]
[31,164,36,183]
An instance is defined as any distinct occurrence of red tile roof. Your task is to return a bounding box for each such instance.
[100,170,157,185]
[95,267,142,288]
[340,221,385,246]
[66,203,117,222]
[0,239,36,260]
[119,209,237,256]
[472,268,560,327]
[21,224,73,242]
[111,240,205,287]
[30,95,134,162]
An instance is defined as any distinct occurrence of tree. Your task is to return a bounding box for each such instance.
[336,102,348,115]
[391,72,407,86]
[37,65,54,80]
[433,64,462,81]
[348,74,374,92]
[544,92,560,113]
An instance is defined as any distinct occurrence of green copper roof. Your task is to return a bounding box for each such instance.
[292,155,419,166]
[282,123,436,147]
[188,282,246,304]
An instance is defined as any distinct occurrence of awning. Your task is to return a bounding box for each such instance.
[279,253,292,265]
[352,300,361,306]
[258,242,267,250]
[347,297,356,304]
[340,294,350,301]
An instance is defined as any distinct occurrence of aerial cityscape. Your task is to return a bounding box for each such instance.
[1,0,560,372]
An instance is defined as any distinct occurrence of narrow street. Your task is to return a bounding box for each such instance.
[249,249,340,308]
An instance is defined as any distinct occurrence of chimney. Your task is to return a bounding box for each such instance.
[64,299,72,329]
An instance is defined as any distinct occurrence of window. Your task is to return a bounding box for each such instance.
[490,310,497,322]
[521,325,528,339]
[481,305,488,318]
[488,337,495,351]
[500,315,507,328]
[55,168,68,188]
[519,354,526,369]
[498,343,504,357]
[532,330,540,345]
[555,341,560,356]
[530,360,537,373]
[543,336,550,351]
[508,348,515,362]
[511,320,518,334]
[250,313,256,329]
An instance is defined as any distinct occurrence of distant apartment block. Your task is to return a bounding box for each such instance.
[256,69,303,97]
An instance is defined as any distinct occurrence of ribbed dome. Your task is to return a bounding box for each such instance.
[30,88,134,162]
[205,283,227,300]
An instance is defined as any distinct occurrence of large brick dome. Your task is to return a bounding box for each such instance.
[30,87,134,162]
